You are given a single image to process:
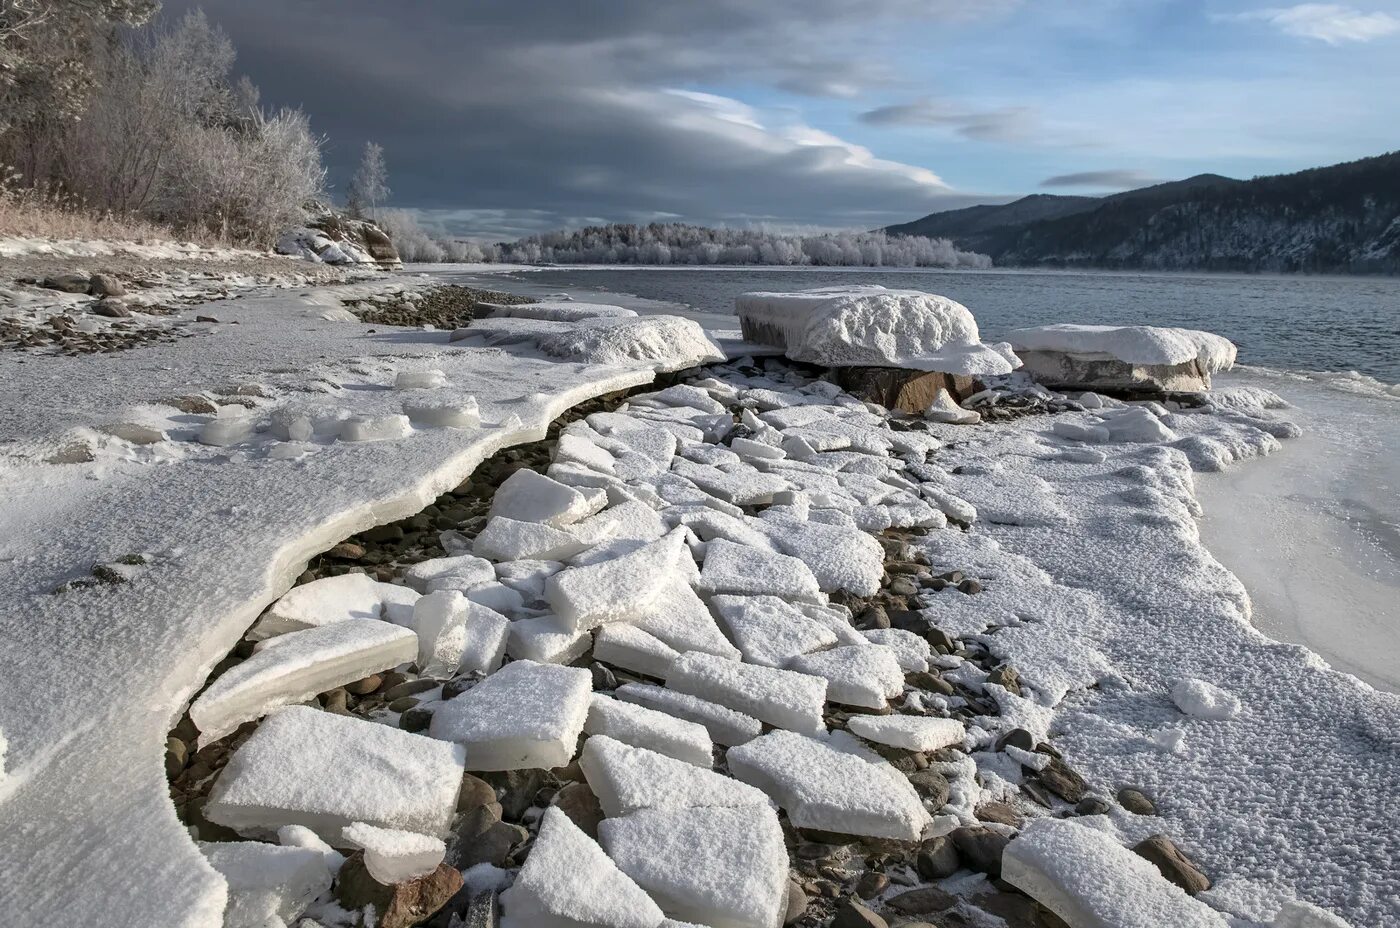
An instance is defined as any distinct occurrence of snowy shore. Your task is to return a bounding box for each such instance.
[1,256,1397,928]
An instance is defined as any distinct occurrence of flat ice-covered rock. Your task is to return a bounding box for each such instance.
[712,594,839,667]
[403,554,496,593]
[861,628,931,672]
[579,736,765,817]
[473,515,598,562]
[546,528,688,630]
[600,805,789,928]
[528,314,724,372]
[1005,324,1237,372]
[666,651,826,735]
[727,730,932,840]
[594,623,681,679]
[846,715,965,752]
[191,619,417,744]
[429,659,591,770]
[206,706,465,841]
[1172,678,1242,721]
[251,573,404,638]
[341,821,446,884]
[490,468,599,527]
[1002,818,1229,928]
[614,683,762,747]
[735,286,1016,374]
[499,806,664,928]
[698,539,823,604]
[585,695,713,767]
[201,841,331,928]
[786,645,904,708]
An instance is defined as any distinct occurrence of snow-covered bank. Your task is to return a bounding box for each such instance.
[0,278,718,927]
[1196,368,1400,693]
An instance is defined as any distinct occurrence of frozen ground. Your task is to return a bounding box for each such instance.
[1197,367,1400,693]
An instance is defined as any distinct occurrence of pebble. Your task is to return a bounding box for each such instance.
[996,728,1036,752]
[457,773,498,811]
[387,696,420,713]
[831,899,888,928]
[783,880,809,925]
[906,670,954,696]
[986,665,1022,695]
[551,780,605,838]
[888,577,920,597]
[976,802,1024,827]
[345,674,383,695]
[384,678,439,701]
[165,737,188,779]
[915,835,960,880]
[398,706,434,732]
[327,542,367,559]
[1074,795,1112,816]
[906,769,951,807]
[855,871,889,899]
[1117,786,1157,815]
[335,853,462,928]
[1035,756,1088,803]
[1133,834,1210,894]
[887,885,957,915]
[441,675,477,700]
[957,578,983,595]
[858,605,891,630]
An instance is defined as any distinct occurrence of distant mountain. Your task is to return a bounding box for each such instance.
[884,153,1400,273]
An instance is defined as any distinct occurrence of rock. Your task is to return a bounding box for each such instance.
[951,825,1010,878]
[924,627,957,652]
[1074,795,1112,816]
[448,820,524,869]
[783,880,809,925]
[442,675,478,700]
[1133,834,1211,894]
[1116,786,1157,815]
[969,889,1072,928]
[858,605,891,630]
[996,728,1036,752]
[915,835,960,880]
[165,737,188,779]
[906,769,951,807]
[88,274,125,297]
[336,852,462,928]
[551,780,604,838]
[384,678,439,701]
[855,871,889,899]
[906,671,954,696]
[42,274,91,293]
[590,662,617,691]
[888,577,920,598]
[1035,757,1087,803]
[457,774,497,811]
[345,674,383,696]
[491,768,546,821]
[887,885,958,915]
[195,315,220,324]
[362,524,406,544]
[957,578,983,595]
[831,899,889,928]
[976,802,1024,827]
[1013,348,1213,395]
[327,542,367,560]
[832,367,977,415]
[92,298,131,318]
[399,706,434,733]
[986,665,1021,695]
[388,696,421,713]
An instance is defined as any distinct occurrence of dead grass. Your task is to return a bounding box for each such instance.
[0,176,225,247]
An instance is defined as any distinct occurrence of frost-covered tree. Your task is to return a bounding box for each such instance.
[348,141,389,219]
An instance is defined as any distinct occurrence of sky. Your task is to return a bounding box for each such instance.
[166,0,1400,241]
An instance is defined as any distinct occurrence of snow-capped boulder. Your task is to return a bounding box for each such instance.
[276,214,402,268]
[1005,323,1236,394]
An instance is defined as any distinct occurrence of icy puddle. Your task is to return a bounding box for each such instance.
[150,355,1397,928]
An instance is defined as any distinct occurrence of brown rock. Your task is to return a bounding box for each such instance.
[887,885,958,915]
[327,542,367,560]
[831,898,889,928]
[951,825,1011,878]
[1133,834,1210,894]
[551,781,605,838]
[345,674,383,695]
[457,773,497,811]
[164,737,188,779]
[42,274,91,293]
[1036,757,1088,803]
[906,769,951,808]
[855,870,890,899]
[986,665,1022,695]
[92,298,131,318]
[832,366,976,414]
[906,671,954,696]
[336,852,462,928]
[448,820,524,869]
[88,274,125,297]
[783,880,809,925]
[976,802,1024,827]
[916,834,960,880]
[1117,787,1157,815]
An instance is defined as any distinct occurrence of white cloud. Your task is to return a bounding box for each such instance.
[1218,4,1400,44]
[857,99,1040,143]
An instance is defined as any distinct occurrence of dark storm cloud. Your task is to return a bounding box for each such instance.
[160,0,1010,238]
[1040,169,1162,189]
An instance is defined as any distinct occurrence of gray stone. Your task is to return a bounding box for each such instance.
[951,825,1010,878]
[855,871,889,899]
[384,678,439,700]
[887,886,957,915]
[88,274,125,297]
[92,298,131,318]
[42,274,91,293]
[448,820,524,869]
[906,769,951,808]
[831,899,889,928]
[1075,796,1112,816]
[399,706,434,732]
[996,728,1036,753]
[1117,786,1157,815]
[1036,757,1088,803]
[783,880,809,925]
[336,852,463,928]
[915,835,960,880]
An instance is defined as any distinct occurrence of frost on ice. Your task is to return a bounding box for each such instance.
[579,735,767,817]
[666,650,827,735]
[200,841,331,928]
[585,694,714,767]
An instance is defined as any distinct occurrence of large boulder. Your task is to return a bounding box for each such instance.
[277,213,402,268]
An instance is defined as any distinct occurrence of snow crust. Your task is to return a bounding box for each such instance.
[200,840,330,928]
[580,735,767,817]
[846,714,965,752]
[666,651,827,735]
[430,659,591,770]
[614,683,763,747]
[1006,323,1238,372]
[585,694,714,767]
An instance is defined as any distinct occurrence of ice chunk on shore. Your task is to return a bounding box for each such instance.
[499,806,664,928]
[787,645,904,708]
[667,651,826,735]
[340,414,412,442]
[205,707,465,841]
[712,594,839,668]
[861,628,931,672]
[546,528,688,630]
[615,683,762,747]
[531,314,724,372]
[631,581,742,661]
[761,517,884,596]
[404,554,495,593]
[1005,323,1237,372]
[403,396,481,429]
[595,623,681,679]
[600,805,789,928]
[277,824,344,877]
[507,614,592,665]
[201,841,331,928]
[341,822,446,884]
[579,736,764,817]
[1002,818,1229,928]
[253,573,400,638]
[727,730,932,841]
[1172,678,1242,721]
[736,286,1016,374]
[412,592,509,678]
[394,369,448,390]
[473,515,598,562]
[846,715,965,752]
[429,659,591,770]
[490,468,598,527]
[190,620,417,744]
[699,539,823,604]
[198,414,257,447]
[585,695,713,767]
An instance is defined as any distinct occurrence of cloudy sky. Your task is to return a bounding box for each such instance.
[167,0,1400,240]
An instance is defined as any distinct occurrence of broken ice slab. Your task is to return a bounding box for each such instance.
[845,715,965,753]
[190,619,417,745]
[666,650,826,736]
[403,396,482,429]
[786,644,904,709]
[594,623,681,680]
[614,683,762,747]
[403,554,496,593]
[472,515,599,562]
[545,528,688,631]
[761,515,885,597]
[711,594,838,668]
[1002,818,1229,928]
[861,628,932,672]
[393,369,448,390]
[507,614,592,665]
[201,841,331,928]
[429,659,591,770]
[726,730,932,841]
[499,806,664,928]
[340,821,446,884]
[339,413,412,442]
[411,591,510,678]
[600,804,789,928]
[205,706,465,842]
[630,580,742,661]
[585,694,712,767]
[489,468,600,527]
[697,538,823,604]
[250,572,406,638]
[579,735,766,818]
